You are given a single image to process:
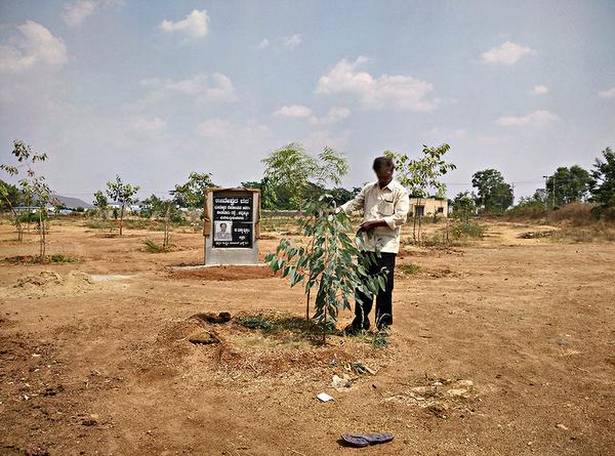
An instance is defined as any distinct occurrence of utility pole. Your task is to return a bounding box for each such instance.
[552,177,556,209]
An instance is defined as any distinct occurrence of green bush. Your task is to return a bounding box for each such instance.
[451,221,485,239]
[50,254,78,263]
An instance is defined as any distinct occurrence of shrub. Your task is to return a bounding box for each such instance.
[451,221,485,239]
[143,239,167,253]
[400,263,421,274]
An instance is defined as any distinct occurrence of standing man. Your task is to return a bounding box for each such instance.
[339,156,410,332]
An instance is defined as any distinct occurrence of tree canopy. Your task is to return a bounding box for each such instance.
[589,147,615,216]
[471,169,514,213]
[546,165,591,207]
[171,172,215,209]
[261,143,349,210]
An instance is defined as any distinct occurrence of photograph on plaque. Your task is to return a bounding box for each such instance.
[214,221,233,241]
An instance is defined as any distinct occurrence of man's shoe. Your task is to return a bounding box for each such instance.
[344,319,370,335]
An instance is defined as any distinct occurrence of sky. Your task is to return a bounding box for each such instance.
[0,0,614,202]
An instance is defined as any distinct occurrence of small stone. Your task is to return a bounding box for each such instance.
[556,423,569,431]
[81,415,98,426]
[189,330,220,345]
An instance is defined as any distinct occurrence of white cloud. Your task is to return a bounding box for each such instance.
[316,56,436,111]
[140,73,237,103]
[531,85,549,95]
[274,104,312,118]
[273,104,351,125]
[196,118,270,141]
[496,110,558,127]
[598,87,615,98]
[196,118,232,138]
[257,38,269,50]
[61,0,121,27]
[0,21,67,73]
[320,106,351,124]
[282,34,302,50]
[62,1,97,26]
[160,9,209,39]
[480,41,536,65]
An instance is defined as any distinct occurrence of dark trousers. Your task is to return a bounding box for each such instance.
[354,252,396,328]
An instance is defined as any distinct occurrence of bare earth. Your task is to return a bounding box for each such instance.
[1,219,614,456]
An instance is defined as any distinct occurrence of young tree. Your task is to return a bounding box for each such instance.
[105,175,139,236]
[451,192,476,222]
[386,144,455,243]
[262,143,317,210]
[546,165,591,208]
[141,194,179,248]
[0,140,55,258]
[262,143,349,210]
[265,195,386,342]
[92,190,109,219]
[471,169,514,214]
[172,172,214,209]
[589,147,615,217]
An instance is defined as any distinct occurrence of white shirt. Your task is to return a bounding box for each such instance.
[340,180,410,253]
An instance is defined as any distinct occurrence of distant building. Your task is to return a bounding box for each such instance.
[409,198,448,217]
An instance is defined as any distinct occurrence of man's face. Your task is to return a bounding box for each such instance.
[220,224,227,232]
[375,166,394,187]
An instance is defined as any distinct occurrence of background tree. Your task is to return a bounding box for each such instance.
[471,169,514,214]
[262,143,349,210]
[172,172,214,209]
[92,190,109,220]
[589,147,615,218]
[546,165,591,208]
[262,143,316,210]
[0,179,22,239]
[105,175,139,236]
[451,191,476,222]
[386,144,455,243]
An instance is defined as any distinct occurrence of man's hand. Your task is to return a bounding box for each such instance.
[358,219,386,232]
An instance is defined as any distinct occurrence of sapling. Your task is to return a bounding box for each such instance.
[1,140,56,259]
[265,195,387,342]
[105,175,139,236]
[386,144,455,244]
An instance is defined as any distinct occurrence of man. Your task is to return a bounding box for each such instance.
[216,222,232,240]
[339,156,410,332]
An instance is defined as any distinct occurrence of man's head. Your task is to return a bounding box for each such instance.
[373,156,395,187]
[220,223,228,232]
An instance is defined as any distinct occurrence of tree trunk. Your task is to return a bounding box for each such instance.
[119,205,124,236]
[38,209,46,261]
[322,301,327,344]
[163,205,170,249]
[306,289,311,321]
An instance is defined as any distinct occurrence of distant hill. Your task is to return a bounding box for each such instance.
[54,195,92,209]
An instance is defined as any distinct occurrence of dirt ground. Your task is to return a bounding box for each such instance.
[1,218,614,456]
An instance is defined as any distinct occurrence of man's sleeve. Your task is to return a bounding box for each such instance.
[383,188,410,230]
[339,185,366,214]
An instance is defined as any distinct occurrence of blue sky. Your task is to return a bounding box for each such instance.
[1,0,614,201]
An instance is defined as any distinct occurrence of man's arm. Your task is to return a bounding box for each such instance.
[338,185,367,214]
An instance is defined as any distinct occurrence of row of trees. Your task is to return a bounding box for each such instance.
[450,147,614,218]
